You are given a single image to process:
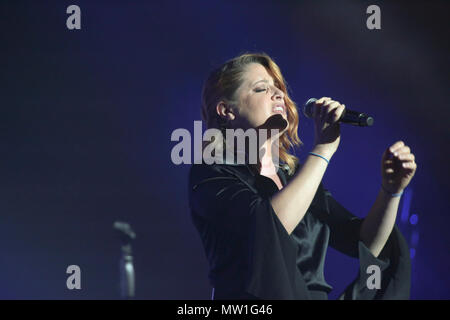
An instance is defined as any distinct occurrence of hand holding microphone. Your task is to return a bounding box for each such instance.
[307,97,346,159]
[303,97,374,160]
[303,97,374,127]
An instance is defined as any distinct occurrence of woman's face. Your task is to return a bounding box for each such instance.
[226,63,288,131]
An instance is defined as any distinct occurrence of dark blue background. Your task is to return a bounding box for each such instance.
[1,0,449,299]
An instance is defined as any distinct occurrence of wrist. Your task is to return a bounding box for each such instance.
[312,145,334,160]
[381,184,404,197]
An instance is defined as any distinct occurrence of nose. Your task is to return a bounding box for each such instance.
[271,85,284,101]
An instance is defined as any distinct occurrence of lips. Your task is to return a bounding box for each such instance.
[272,104,286,115]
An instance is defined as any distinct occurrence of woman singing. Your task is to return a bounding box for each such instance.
[188,52,417,300]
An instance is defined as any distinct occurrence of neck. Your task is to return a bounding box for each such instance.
[259,139,277,176]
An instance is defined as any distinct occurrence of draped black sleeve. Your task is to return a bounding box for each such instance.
[188,163,311,299]
[320,188,412,299]
[188,162,411,300]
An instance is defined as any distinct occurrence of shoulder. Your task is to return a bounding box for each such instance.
[187,164,259,218]
[188,163,254,191]
[189,163,231,179]
[188,163,236,185]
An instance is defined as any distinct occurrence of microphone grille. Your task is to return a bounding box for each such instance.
[303,98,317,118]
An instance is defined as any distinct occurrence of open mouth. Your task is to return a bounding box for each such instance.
[272,104,286,115]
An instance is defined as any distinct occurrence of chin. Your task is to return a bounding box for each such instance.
[259,114,288,131]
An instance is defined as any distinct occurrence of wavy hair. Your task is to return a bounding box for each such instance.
[201,52,303,174]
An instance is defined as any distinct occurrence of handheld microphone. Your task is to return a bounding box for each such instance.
[303,98,374,127]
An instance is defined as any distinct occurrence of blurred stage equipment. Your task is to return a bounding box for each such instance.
[114,221,136,299]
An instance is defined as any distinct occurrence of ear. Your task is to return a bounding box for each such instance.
[216,101,236,121]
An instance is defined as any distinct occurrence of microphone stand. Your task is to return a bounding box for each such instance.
[113,221,136,299]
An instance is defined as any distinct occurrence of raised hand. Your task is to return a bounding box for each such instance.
[381,141,417,194]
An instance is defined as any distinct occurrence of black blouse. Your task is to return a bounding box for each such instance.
[188,162,411,300]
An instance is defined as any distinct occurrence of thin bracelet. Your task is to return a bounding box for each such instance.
[308,152,329,164]
[381,184,403,197]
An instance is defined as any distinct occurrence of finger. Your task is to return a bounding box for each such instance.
[394,145,411,156]
[320,102,327,118]
[397,153,415,162]
[322,100,338,108]
[335,104,345,122]
[314,102,326,119]
[319,99,338,120]
[318,99,333,115]
[321,100,339,124]
[322,101,339,121]
[383,146,393,159]
[384,168,395,174]
[326,103,343,123]
[314,98,331,118]
[401,162,417,169]
[316,97,331,104]
[389,141,405,154]
[325,101,340,110]
[318,99,333,109]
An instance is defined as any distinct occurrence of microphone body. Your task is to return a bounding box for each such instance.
[303,98,374,127]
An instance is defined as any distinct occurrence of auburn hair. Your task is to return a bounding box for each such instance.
[201,52,303,174]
